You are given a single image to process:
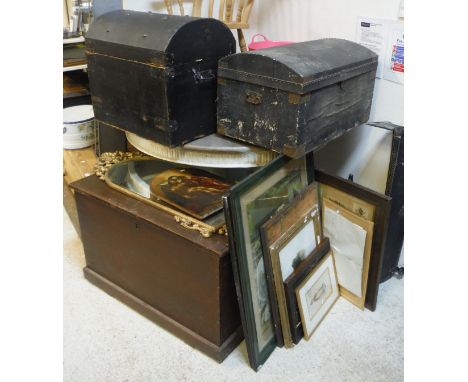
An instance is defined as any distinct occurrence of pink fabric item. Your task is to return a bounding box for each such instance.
[247,34,294,51]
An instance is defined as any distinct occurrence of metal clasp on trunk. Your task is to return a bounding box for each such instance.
[192,68,215,84]
[246,90,262,105]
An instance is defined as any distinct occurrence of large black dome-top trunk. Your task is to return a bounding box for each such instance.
[86,10,236,147]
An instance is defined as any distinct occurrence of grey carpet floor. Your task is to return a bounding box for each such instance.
[63,209,403,382]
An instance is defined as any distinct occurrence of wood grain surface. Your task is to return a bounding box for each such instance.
[63,147,97,186]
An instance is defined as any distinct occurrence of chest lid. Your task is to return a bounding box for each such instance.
[86,10,235,66]
[218,38,378,94]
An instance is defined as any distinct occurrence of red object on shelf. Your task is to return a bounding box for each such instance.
[247,34,293,51]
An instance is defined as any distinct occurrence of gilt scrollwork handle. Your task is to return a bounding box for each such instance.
[174,216,213,238]
[94,151,149,180]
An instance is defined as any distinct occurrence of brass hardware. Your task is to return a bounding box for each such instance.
[174,216,214,238]
[246,91,262,105]
[94,151,149,180]
[218,225,228,236]
[288,93,309,105]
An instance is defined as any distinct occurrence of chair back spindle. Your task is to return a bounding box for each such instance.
[162,0,254,52]
[164,0,173,15]
[208,0,214,18]
[236,0,244,23]
[177,0,185,16]
[225,0,233,22]
[219,0,226,21]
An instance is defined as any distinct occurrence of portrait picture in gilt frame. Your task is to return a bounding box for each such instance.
[150,168,232,220]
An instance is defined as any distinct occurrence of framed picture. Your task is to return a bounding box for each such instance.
[283,238,331,344]
[322,198,374,309]
[223,155,309,371]
[314,169,392,311]
[260,182,322,348]
[296,251,339,340]
[150,168,232,220]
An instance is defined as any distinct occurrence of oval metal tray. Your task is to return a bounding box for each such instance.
[126,132,277,168]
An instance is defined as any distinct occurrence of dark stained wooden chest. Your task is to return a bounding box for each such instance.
[217,39,378,158]
[70,175,242,362]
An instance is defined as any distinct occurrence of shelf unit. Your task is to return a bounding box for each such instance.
[63,35,87,72]
[63,36,85,45]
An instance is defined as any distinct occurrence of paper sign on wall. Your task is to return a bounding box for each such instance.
[383,26,404,84]
[356,17,404,84]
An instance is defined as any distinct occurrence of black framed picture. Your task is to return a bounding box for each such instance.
[223,155,309,371]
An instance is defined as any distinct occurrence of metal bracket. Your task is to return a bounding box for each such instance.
[246,91,262,105]
[174,216,214,238]
[392,266,404,279]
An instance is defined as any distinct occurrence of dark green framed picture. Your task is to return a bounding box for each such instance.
[223,155,309,371]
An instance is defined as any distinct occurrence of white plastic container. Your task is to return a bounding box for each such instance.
[63,105,96,149]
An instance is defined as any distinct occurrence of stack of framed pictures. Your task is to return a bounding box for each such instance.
[262,219,341,348]
[223,156,392,371]
[223,155,311,370]
[260,182,325,348]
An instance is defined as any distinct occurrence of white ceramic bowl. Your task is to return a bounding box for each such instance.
[63,105,96,149]
[63,105,94,135]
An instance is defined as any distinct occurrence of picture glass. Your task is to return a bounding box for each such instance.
[278,220,317,281]
[239,158,307,353]
[305,267,333,321]
[323,206,367,298]
[297,254,339,339]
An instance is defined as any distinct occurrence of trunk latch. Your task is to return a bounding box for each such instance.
[246,91,262,105]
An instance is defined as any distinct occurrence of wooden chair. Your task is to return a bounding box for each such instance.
[163,0,255,52]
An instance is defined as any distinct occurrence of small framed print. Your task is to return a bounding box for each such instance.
[283,238,330,344]
[295,252,339,340]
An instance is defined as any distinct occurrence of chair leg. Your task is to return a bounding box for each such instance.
[237,29,247,52]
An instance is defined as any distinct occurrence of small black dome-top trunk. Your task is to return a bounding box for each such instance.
[217,39,378,158]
